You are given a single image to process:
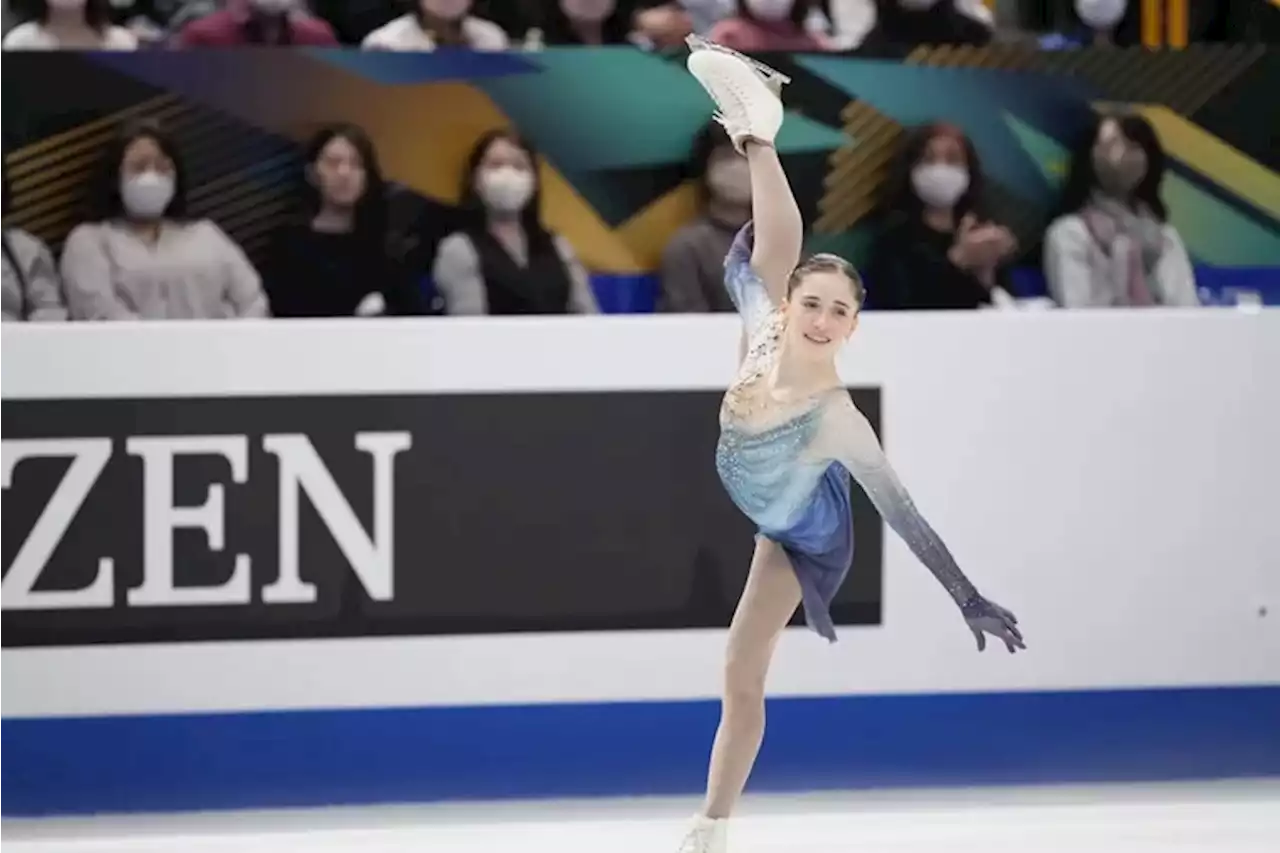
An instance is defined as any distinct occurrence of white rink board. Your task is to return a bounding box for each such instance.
[3,310,1280,718]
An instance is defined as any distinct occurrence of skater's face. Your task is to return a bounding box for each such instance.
[784,270,859,355]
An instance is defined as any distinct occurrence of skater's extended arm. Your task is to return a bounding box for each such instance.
[820,399,977,605]
[817,398,1025,652]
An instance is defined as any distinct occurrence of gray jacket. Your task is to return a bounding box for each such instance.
[2,228,68,322]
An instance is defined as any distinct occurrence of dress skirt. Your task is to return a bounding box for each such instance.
[759,463,855,643]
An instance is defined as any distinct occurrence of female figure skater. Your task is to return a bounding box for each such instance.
[677,37,1025,853]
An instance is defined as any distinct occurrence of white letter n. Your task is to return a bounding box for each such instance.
[261,432,411,605]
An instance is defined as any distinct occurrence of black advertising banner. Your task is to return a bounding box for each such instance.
[1,391,883,647]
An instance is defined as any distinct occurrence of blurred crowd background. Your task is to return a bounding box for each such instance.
[2,0,1277,322]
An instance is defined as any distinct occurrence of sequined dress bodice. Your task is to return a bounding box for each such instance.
[712,221,981,625]
[714,236,841,536]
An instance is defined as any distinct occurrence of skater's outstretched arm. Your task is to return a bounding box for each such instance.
[744,143,803,304]
[816,397,1026,653]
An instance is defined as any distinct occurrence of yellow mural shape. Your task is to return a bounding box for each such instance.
[1135,105,1280,222]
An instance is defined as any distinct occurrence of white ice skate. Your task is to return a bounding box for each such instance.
[676,814,727,853]
[685,34,788,154]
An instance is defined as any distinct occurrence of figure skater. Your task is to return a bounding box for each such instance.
[676,37,1025,853]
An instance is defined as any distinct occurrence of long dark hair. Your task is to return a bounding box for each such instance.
[879,122,985,224]
[459,129,555,252]
[19,0,110,30]
[300,123,388,247]
[89,120,189,222]
[1055,113,1169,221]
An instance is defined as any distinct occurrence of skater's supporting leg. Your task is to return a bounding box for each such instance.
[702,537,801,818]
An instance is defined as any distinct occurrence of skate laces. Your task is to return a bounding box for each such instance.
[687,37,786,150]
[696,64,750,140]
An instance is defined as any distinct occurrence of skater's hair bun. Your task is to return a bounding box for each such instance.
[788,254,865,307]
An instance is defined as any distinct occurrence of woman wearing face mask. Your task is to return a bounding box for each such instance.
[676,38,1021,853]
[865,123,1019,310]
[659,121,752,312]
[540,0,637,45]
[59,122,268,320]
[263,124,423,318]
[176,0,339,46]
[708,0,830,50]
[362,0,509,50]
[432,130,598,315]
[1044,114,1196,308]
[1041,0,1134,49]
[3,0,137,49]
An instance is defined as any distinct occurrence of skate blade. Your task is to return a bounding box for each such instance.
[685,34,791,87]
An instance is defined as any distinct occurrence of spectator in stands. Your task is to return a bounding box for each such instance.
[3,0,138,49]
[1044,113,1197,308]
[708,0,830,49]
[635,1,727,42]
[659,122,749,313]
[864,122,1020,310]
[826,0,990,48]
[175,0,339,46]
[0,230,66,321]
[433,130,598,315]
[362,0,509,50]
[263,124,422,318]
[860,0,991,48]
[126,2,220,44]
[540,0,637,45]
[60,121,268,320]
[1039,0,1129,49]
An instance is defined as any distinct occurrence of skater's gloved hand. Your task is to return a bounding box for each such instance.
[961,596,1024,653]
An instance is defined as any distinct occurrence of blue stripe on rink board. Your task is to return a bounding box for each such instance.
[4,686,1279,817]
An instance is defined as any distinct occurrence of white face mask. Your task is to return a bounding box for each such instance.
[706,156,752,206]
[560,0,616,22]
[898,0,941,11]
[911,163,969,209]
[743,0,794,23]
[478,166,535,213]
[120,171,175,220]
[1075,0,1127,30]
[249,0,295,13]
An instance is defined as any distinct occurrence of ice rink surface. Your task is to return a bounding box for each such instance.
[5,780,1278,853]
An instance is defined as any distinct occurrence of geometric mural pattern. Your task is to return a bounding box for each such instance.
[3,46,1277,278]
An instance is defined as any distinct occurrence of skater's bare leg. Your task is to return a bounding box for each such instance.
[702,537,801,818]
[744,141,803,300]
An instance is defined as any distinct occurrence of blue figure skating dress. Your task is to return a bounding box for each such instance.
[715,222,983,642]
